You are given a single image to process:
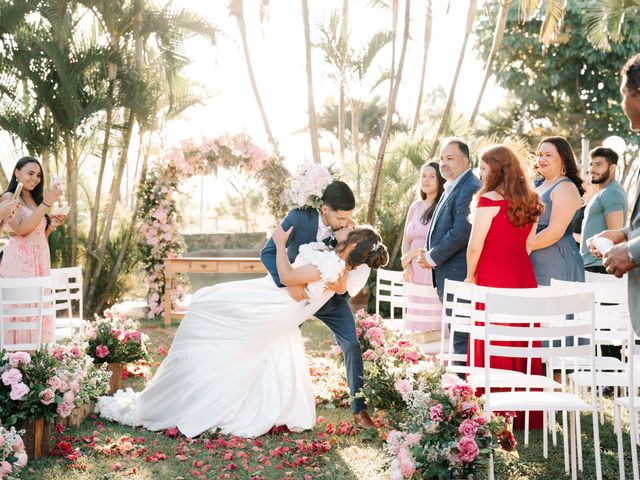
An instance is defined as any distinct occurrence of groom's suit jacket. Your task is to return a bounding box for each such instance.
[426,170,482,300]
[623,180,640,336]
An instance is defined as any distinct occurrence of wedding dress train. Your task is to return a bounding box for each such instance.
[96,243,344,438]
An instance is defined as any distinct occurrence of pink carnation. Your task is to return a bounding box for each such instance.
[451,384,475,399]
[56,401,74,417]
[362,349,376,361]
[458,401,479,417]
[404,432,422,446]
[429,404,444,422]
[95,345,110,359]
[39,388,56,405]
[8,352,31,366]
[459,419,479,437]
[10,382,30,400]
[366,327,385,346]
[441,373,464,390]
[457,435,480,463]
[1,368,23,386]
[394,379,413,396]
[0,461,12,475]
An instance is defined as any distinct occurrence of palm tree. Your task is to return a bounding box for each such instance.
[430,0,476,156]
[301,0,321,164]
[229,0,279,155]
[585,0,640,50]
[411,0,433,138]
[366,0,411,224]
[338,0,349,159]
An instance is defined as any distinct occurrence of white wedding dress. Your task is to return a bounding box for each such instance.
[96,243,345,438]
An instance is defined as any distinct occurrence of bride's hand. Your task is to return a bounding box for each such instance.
[272,224,293,246]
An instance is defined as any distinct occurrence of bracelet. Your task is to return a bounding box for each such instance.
[42,202,51,208]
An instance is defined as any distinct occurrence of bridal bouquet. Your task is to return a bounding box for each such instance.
[387,373,515,480]
[281,163,334,210]
[0,423,27,479]
[85,309,149,364]
[0,350,79,425]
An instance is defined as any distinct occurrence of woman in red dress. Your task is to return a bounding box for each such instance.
[465,145,544,429]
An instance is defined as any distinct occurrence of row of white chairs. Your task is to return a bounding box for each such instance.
[0,267,85,351]
[375,269,638,480]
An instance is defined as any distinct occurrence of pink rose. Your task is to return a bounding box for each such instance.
[0,461,12,475]
[128,331,141,342]
[451,384,474,399]
[56,401,74,417]
[47,376,62,390]
[39,388,55,405]
[429,404,444,422]
[8,352,31,366]
[362,349,376,361]
[95,345,109,359]
[457,435,480,463]
[441,373,464,390]
[459,419,479,437]
[10,383,30,400]
[1,368,23,386]
[62,391,75,404]
[458,401,479,417]
[0,435,5,447]
[15,452,27,467]
[70,346,81,358]
[399,458,415,478]
[473,416,488,426]
[394,379,413,396]
[12,436,23,453]
[404,432,422,446]
[69,380,80,393]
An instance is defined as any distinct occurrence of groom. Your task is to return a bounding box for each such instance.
[260,180,375,429]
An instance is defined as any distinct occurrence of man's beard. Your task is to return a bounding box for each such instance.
[591,169,610,184]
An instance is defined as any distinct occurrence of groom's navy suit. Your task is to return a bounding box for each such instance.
[261,208,365,413]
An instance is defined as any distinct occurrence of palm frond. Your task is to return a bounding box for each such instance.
[359,30,393,75]
[539,0,565,44]
[518,0,543,21]
[584,0,640,51]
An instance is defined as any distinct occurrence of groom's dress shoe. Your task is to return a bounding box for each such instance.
[353,410,376,430]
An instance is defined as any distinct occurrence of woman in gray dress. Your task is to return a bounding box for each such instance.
[530,136,585,286]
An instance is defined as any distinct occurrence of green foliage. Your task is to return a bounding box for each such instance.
[475,0,640,147]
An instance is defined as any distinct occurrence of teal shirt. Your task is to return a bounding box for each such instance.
[580,180,628,267]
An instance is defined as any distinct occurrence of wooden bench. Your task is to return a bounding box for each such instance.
[163,257,267,326]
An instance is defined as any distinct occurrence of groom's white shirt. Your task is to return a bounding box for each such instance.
[314,218,369,297]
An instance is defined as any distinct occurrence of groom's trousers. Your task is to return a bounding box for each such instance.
[314,293,365,413]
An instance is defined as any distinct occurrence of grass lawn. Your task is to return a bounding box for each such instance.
[21,315,639,480]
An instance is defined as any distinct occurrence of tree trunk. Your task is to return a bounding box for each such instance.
[366,0,411,225]
[430,0,476,155]
[388,0,399,110]
[86,109,135,305]
[231,0,279,156]
[301,0,321,164]
[411,0,433,138]
[351,99,361,198]
[338,0,348,159]
[469,0,511,126]
[84,76,116,296]
[64,131,78,266]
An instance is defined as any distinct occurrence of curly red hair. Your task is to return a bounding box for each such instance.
[478,145,543,227]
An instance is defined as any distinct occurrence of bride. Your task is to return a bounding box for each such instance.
[97,223,388,438]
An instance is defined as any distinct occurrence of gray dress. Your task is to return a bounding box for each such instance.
[531,179,585,286]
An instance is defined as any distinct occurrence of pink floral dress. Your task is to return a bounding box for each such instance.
[0,204,54,343]
[403,200,442,332]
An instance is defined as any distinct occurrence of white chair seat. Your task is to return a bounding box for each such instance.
[420,341,443,354]
[55,327,77,340]
[614,396,640,410]
[564,355,625,370]
[569,371,639,388]
[489,391,591,411]
[469,372,558,389]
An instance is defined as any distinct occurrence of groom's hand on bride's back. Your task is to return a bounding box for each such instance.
[287,285,309,301]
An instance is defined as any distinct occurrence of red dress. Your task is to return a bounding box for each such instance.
[468,197,542,429]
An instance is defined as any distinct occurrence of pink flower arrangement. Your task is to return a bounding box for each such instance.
[85,310,149,364]
[281,163,333,210]
[0,424,27,478]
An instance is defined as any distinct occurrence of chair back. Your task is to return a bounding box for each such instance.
[482,291,596,408]
[402,282,441,331]
[440,279,475,372]
[0,276,54,351]
[375,269,404,323]
[51,267,85,336]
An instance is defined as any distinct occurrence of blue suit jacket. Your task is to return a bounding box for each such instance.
[261,208,323,288]
[426,170,482,299]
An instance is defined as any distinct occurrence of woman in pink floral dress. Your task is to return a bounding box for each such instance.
[400,162,445,332]
[0,156,64,344]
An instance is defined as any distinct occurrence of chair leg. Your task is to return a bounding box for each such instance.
[576,409,583,471]
[630,406,639,480]
[551,410,558,447]
[525,410,530,447]
[599,386,605,425]
[543,409,548,459]
[570,411,577,480]
[562,410,570,474]
[488,453,495,480]
[615,405,625,480]
[591,405,602,480]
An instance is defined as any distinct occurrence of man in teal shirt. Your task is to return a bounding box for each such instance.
[580,146,628,273]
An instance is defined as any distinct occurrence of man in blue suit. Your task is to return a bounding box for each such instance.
[418,138,482,356]
[260,181,375,429]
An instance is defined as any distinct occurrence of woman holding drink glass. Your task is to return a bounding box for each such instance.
[0,156,66,344]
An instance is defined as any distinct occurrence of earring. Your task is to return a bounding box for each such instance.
[561,165,566,175]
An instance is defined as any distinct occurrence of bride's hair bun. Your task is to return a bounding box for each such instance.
[344,226,389,270]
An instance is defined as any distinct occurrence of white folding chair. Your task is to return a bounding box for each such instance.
[51,267,86,340]
[614,327,640,480]
[402,282,442,353]
[375,269,404,330]
[0,276,54,351]
[439,279,474,374]
[482,291,601,480]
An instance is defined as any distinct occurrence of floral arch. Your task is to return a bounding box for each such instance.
[137,133,290,319]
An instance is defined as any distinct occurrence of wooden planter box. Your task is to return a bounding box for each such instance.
[105,362,125,395]
[15,417,52,460]
[57,402,92,429]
